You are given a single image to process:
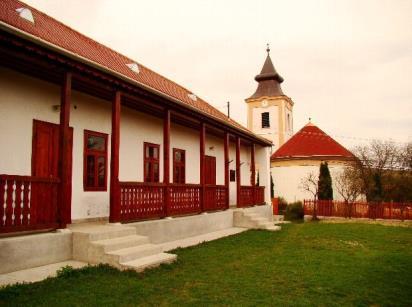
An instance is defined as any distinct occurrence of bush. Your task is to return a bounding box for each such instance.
[284,202,304,221]
[278,197,288,215]
[56,265,77,278]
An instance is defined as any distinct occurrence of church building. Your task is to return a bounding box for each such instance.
[246,48,356,203]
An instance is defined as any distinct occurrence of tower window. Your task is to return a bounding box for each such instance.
[261,112,270,128]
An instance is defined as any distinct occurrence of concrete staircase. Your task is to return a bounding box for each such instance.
[70,224,176,272]
[233,210,281,231]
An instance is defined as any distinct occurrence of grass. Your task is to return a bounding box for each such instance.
[1,223,411,306]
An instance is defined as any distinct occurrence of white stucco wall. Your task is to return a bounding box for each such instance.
[0,67,113,220]
[1,67,272,219]
[229,144,236,205]
[170,123,200,184]
[252,105,280,149]
[240,145,251,186]
[256,145,271,204]
[205,134,224,185]
[284,108,293,142]
[271,162,347,203]
[119,107,163,182]
[70,91,112,220]
[0,67,60,175]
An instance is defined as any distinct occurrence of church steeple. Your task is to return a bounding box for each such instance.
[249,46,285,99]
[245,46,294,150]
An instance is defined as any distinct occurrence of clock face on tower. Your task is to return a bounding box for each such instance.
[261,100,268,107]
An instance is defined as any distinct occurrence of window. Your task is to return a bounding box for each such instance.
[173,148,186,184]
[144,142,160,183]
[84,130,108,191]
[230,170,236,182]
[261,112,270,128]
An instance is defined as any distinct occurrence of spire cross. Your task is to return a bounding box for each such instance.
[266,43,270,54]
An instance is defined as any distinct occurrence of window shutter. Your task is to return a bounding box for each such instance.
[261,112,270,128]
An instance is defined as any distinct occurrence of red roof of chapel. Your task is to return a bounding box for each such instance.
[271,122,355,161]
[0,0,271,144]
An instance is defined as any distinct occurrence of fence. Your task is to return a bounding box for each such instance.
[0,175,60,233]
[119,182,233,222]
[303,199,412,220]
[238,186,266,208]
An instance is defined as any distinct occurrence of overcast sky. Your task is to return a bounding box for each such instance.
[23,0,412,148]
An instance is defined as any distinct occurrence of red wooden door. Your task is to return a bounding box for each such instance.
[30,120,73,229]
[204,155,216,185]
[32,120,59,177]
[32,120,73,178]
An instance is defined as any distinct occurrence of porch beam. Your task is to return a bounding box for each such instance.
[200,122,206,212]
[163,109,171,216]
[236,136,241,206]
[224,131,230,209]
[109,91,121,223]
[58,72,72,228]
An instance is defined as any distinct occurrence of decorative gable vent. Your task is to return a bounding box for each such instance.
[188,94,197,101]
[126,63,140,74]
[16,8,34,23]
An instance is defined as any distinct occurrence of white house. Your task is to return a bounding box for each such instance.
[0,0,273,236]
[271,122,356,203]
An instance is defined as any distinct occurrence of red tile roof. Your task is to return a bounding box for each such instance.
[0,0,269,143]
[271,122,355,160]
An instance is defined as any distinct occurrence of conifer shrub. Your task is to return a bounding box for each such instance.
[284,201,304,221]
[318,162,333,200]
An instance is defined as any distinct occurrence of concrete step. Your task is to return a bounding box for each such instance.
[244,213,260,218]
[251,217,269,223]
[265,225,282,232]
[87,227,137,242]
[92,235,149,252]
[259,221,274,228]
[106,244,163,263]
[121,253,177,272]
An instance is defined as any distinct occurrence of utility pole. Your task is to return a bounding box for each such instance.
[227,101,230,118]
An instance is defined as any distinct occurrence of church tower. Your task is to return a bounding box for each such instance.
[245,46,294,150]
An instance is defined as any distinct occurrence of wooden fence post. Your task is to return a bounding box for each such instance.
[200,122,205,212]
[58,72,72,228]
[163,109,170,217]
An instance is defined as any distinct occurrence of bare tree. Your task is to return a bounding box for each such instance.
[353,140,401,201]
[335,166,363,204]
[335,166,363,217]
[385,142,412,202]
[299,172,319,220]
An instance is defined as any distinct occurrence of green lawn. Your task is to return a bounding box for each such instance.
[1,223,411,306]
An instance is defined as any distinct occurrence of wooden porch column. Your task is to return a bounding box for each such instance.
[163,109,171,216]
[236,136,241,206]
[58,72,72,228]
[251,143,256,205]
[109,91,121,223]
[200,122,206,211]
[224,132,230,209]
